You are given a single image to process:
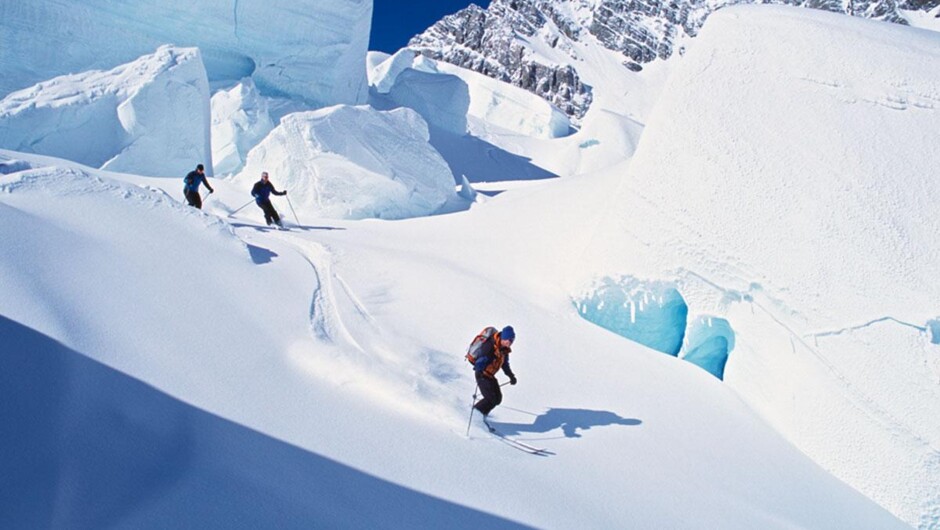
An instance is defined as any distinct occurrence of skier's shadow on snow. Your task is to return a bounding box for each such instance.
[491,408,642,439]
[246,244,277,264]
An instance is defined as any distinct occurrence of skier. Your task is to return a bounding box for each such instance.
[251,171,288,227]
[472,325,517,419]
[183,164,214,209]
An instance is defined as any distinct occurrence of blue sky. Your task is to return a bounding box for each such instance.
[370,1,490,53]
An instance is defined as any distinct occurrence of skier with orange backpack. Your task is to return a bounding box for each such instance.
[466,325,517,419]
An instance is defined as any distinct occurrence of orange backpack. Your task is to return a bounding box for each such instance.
[465,326,498,365]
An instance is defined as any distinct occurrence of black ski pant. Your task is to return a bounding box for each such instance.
[185,190,202,209]
[474,372,502,416]
[257,199,281,226]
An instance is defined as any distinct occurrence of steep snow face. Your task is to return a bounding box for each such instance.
[577,6,940,525]
[370,50,570,139]
[234,105,456,220]
[0,0,372,106]
[408,0,937,122]
[211,79,275,176]
[0,46,210,178]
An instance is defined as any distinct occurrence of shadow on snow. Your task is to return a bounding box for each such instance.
[0,315,528,530]
[490,408,642,439]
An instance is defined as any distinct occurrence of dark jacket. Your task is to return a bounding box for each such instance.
[251,180,286,203]
[473,332,515,379]
[184,170,212,193]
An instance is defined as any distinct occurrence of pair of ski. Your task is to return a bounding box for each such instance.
[483,418,554,456]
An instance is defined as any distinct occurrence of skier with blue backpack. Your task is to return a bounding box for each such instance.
[467,325,517,419]
[183,164,214,209]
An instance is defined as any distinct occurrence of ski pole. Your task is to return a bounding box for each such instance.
[285,194,301,226]
[465,384,480,437]
[228,199,254,217]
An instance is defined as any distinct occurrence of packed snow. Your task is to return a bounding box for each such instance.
[0,0,372,106]
[1,2,938,529]
[0,46,210,178]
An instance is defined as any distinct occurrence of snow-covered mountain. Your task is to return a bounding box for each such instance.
[409,0,940,122]
[1,1,939,529]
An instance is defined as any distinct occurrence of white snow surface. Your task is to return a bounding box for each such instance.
[0,0,372,106]
[233,105,457,220]
[0,148,905,529]
[1,3,938,529]
[575,6,940,526]
[0,46,211,178]
[211,79,275,176]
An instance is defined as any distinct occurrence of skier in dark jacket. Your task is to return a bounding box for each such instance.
[183,164,213,209]
[473,325,517,417]
[251,171,287,227]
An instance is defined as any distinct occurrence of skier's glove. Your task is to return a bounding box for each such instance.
[208,188,214,194]
[509,375,517,385]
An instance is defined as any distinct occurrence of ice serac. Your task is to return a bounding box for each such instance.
[0,46,210,178]
[578,6,940,526]
[369,50,570,139]
[211,79,275,176]
[235,105,456,220]
[0,0,371,106]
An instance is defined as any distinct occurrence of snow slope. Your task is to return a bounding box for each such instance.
[573,5,940,526]
[0,0,372,106]
[0,145,905,529]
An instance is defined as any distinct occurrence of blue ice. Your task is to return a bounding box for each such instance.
[575,276,688,356]
[927,319,940,345]
[681,316,735,379]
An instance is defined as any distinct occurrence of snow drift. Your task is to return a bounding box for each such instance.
[0,0,372,106]
[0,46,210,178]
[577,6,940,526]
[234,105,457,220]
